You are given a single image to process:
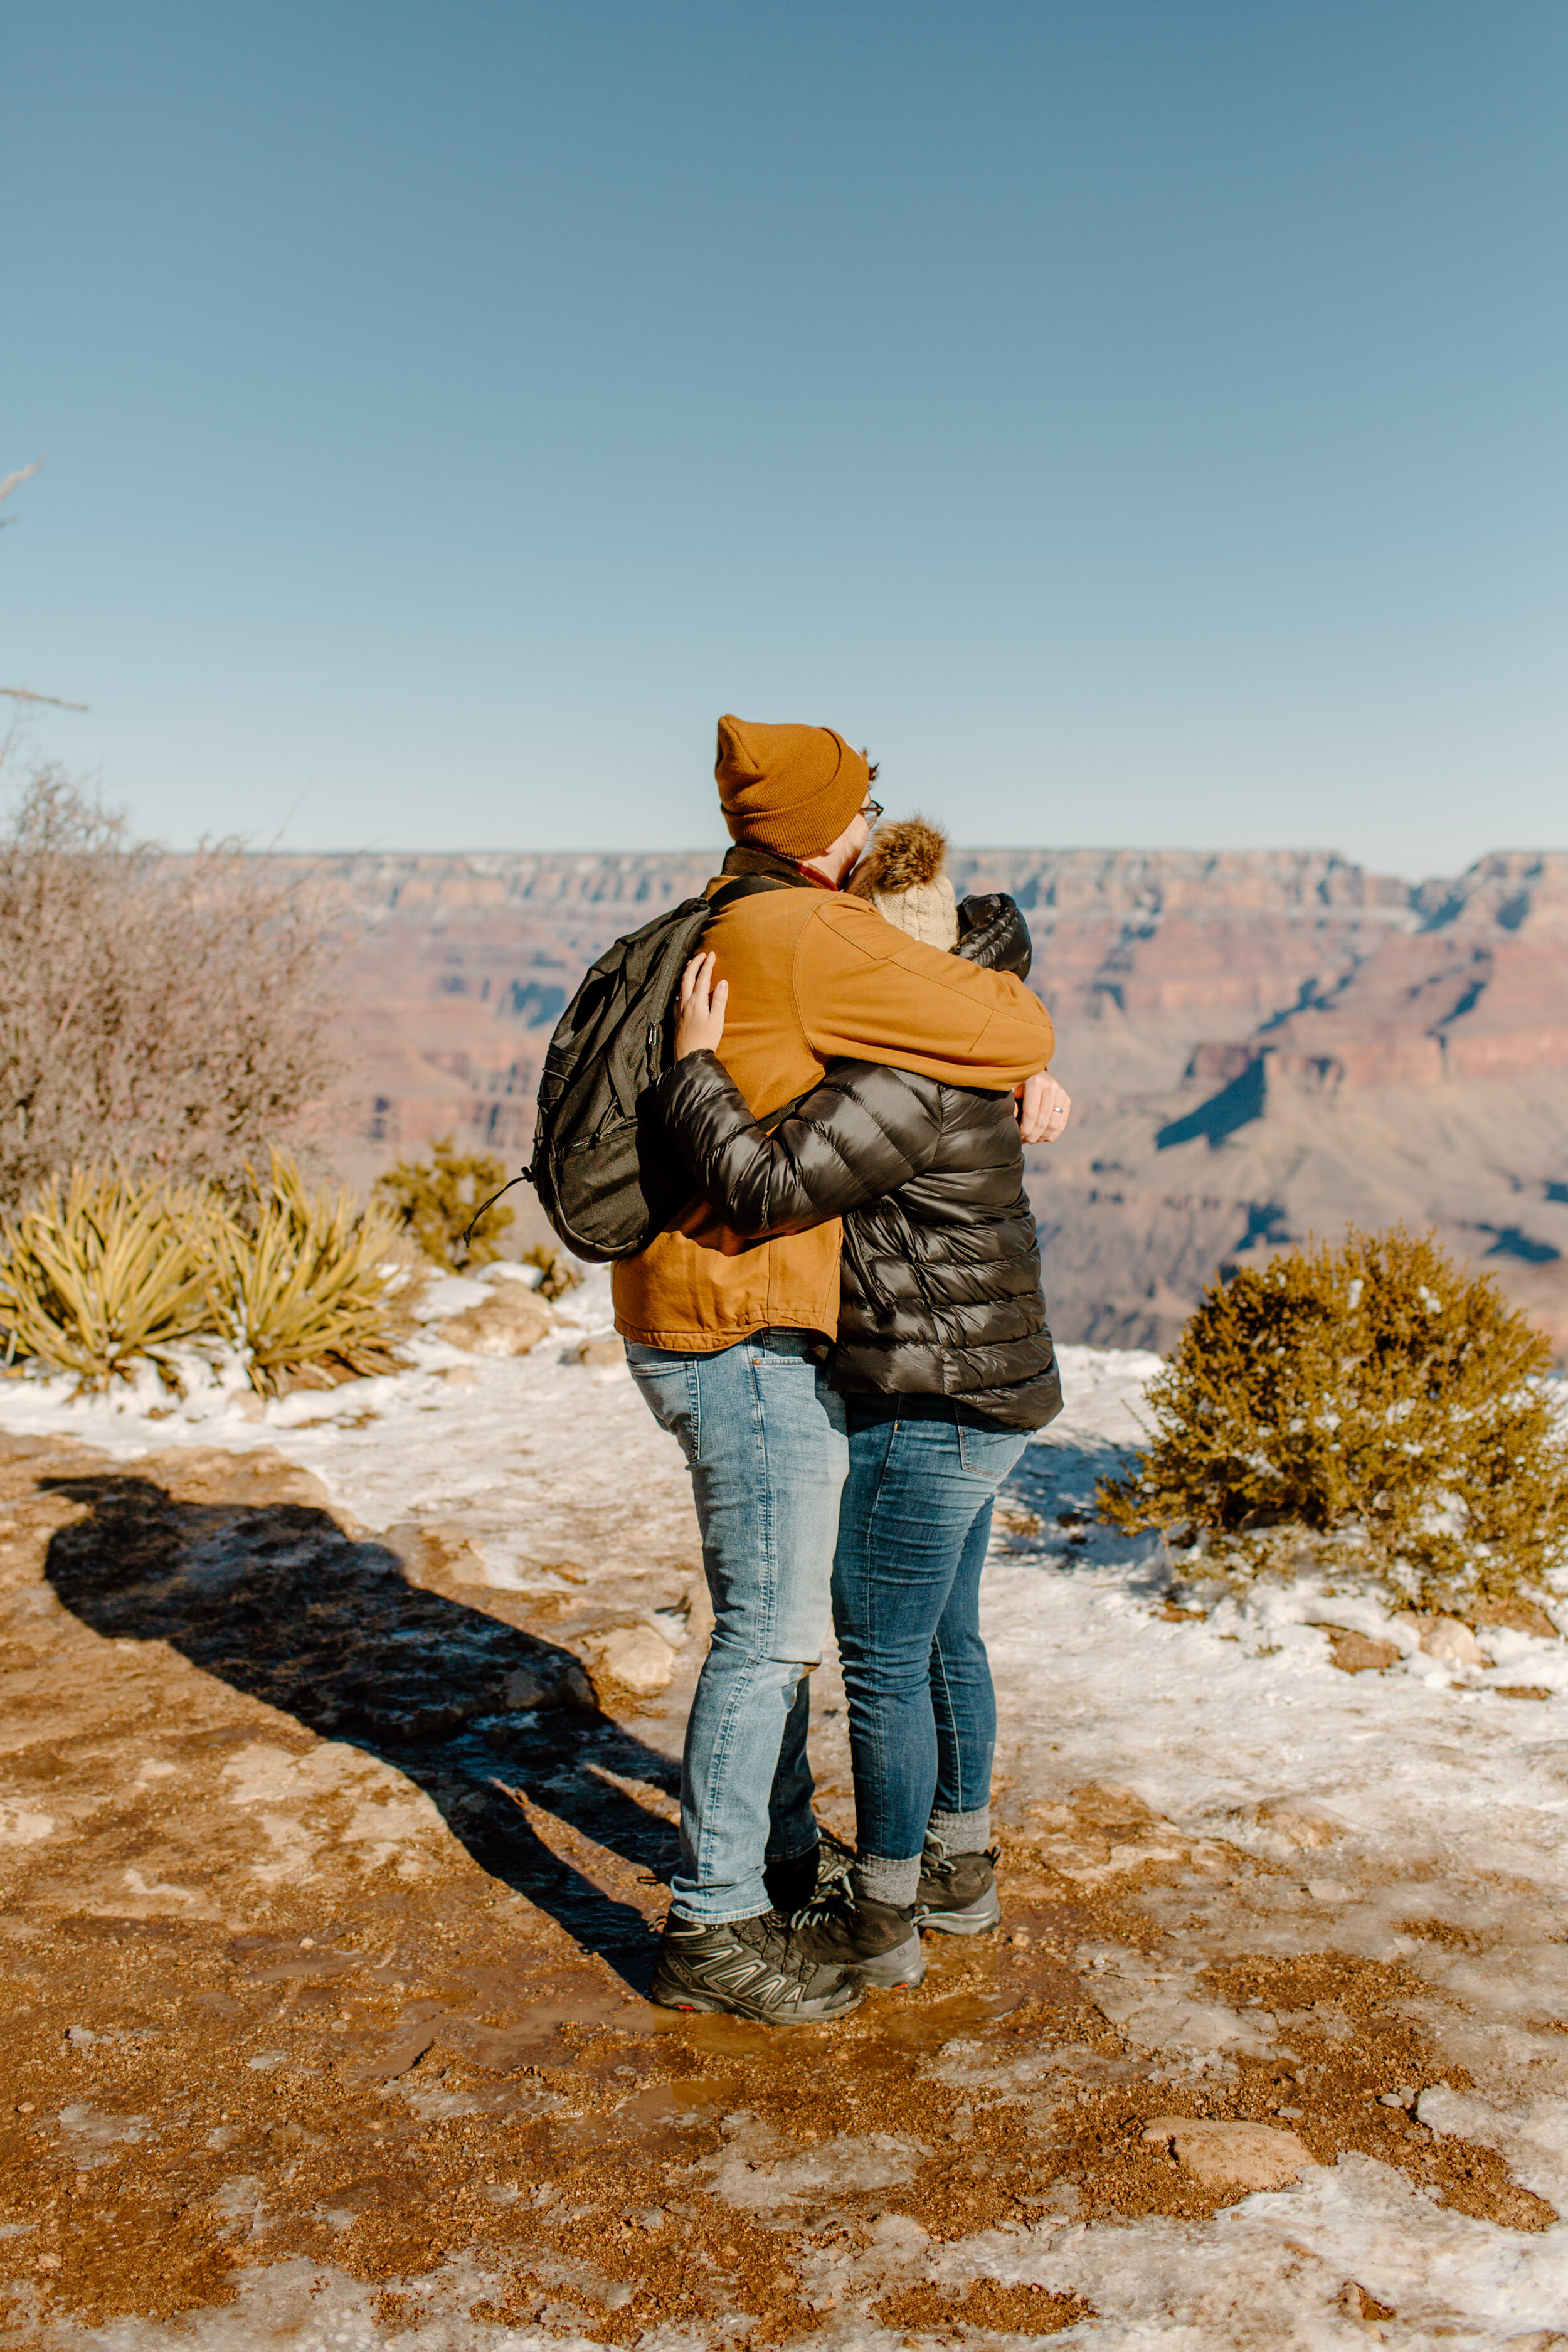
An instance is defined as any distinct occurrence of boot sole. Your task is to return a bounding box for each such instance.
[850,1931,926,1989]
[647,1964,864,2025]
[916,1892,1002,1937]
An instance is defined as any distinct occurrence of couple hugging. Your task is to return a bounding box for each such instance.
[613,713,1071,2025]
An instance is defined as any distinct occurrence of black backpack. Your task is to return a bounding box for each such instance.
[485,874,787,1264]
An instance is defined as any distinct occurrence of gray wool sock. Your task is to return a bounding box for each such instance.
[852,1853,922,1910]
[927,1806,991,1855]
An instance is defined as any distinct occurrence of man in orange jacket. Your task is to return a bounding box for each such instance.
[623,716,1061,2024]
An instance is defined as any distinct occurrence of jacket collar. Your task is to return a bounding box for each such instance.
[720,845,839,892]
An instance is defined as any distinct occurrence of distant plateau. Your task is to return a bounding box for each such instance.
[287,847,1568,1358]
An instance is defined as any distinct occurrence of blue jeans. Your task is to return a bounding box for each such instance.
[625,1330,849,1924]
[832,1400,1030,1865]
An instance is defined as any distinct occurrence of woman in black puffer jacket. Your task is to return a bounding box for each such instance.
[657,819,1068,1984]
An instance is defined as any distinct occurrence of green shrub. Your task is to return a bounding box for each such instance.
[521,1242,582,1303]
[1098,1226,1568,1603]
[0,1165,220,1388]
[373,1134,514,1271]
[213,1152,415,1395]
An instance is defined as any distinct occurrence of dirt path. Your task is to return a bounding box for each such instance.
[2,1375,1567,2344]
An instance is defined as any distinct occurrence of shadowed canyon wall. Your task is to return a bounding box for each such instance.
[298,847,1568,1355]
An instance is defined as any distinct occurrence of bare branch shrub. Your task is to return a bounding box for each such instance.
[0,769,344,1204]
[1099,1225,1568,1602]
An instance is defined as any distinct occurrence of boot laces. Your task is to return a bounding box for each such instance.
[738,1907,820,1984]
[783,1829,856,1928]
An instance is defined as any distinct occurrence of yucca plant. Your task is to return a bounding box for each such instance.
[213,1152,416,1395]
[0,1165,219,1387]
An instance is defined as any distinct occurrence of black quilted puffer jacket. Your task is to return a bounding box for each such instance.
[657,896,1062,1433]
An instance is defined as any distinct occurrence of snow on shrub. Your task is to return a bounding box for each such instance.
[1098,1226,1568,1603]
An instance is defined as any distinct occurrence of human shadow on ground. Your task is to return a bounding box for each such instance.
[42,1471,680,1991]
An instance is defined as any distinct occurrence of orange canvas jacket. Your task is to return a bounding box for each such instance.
[612,880,1055,1352]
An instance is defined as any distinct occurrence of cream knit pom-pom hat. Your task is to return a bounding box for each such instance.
[845,815,958,950]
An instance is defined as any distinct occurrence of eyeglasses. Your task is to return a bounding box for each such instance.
[861,798,884,827]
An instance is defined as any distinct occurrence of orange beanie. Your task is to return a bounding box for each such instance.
[714,714,871,859]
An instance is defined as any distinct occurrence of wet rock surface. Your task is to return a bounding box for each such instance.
[1,1409,1567,2346]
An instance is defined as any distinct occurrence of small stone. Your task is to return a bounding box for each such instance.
[1470,1596,1560,1640]
[1338,2282,1395,2323]
[1495,1685,1552,1702]
[586,1624,676,1695]
[1323,1627,1400,1675]
[438,1288,552,1357]
[561,1663,596,1709]
[1142,2114,1312,2192]
[573,1335,625,1370]
[16,2102,34,2114]
[502,1668,545,1710]
[1256,1797,1343,1850]
[35,2254,61,2272]
[1419,1616,1484,1668]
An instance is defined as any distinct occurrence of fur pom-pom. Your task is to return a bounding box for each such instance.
[847,815,948,898]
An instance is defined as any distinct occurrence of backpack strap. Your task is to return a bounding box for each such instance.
[704,872,795,916]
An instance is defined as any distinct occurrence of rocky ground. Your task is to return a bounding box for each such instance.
[1,1283,1566,2349]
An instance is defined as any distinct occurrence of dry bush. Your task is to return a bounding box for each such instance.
[373,1133,515,1270]
[0,1165,219,1388]
[0,769,342,1205]
[213,1153,415,1395]
[521,1242,582,1303]
[1099,1226,1568,1602]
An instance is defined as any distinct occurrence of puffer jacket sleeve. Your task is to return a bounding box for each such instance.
[956,894,1032,980]
[657,1052,943,1241]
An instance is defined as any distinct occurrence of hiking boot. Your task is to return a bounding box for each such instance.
[763,1826,856,1919]
[793,1883,926,1989]
[915,1837,1001,1936]
[648,1907,863,2025]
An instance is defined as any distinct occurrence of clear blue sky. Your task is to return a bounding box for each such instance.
[3,1,1564,875]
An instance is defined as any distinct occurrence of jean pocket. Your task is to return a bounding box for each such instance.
[625,1348,697,1441]
[750,1328,819,1366]
[955,1422,1031,1483]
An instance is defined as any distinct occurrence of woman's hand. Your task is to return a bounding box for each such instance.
[674,951,729,1059]
[1015,1069,1071,1145]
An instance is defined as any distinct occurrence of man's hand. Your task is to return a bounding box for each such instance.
[1015,1069,1071,1145]
[674,951,728,1059]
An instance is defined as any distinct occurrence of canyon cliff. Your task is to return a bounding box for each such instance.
[300,846,1568,1356]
